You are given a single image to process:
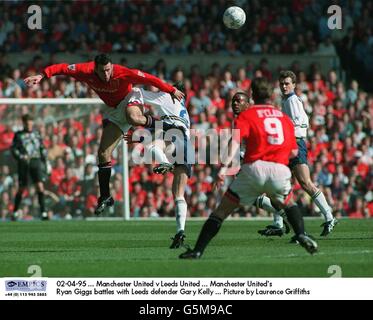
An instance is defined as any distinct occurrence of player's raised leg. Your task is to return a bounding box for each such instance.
[95,121,123,215]
[148,142,174,174]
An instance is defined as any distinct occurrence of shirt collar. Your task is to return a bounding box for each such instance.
[284,91,296,99]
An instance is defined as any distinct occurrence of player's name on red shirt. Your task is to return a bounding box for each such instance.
[256,107,283,118]
[235,105,297,166]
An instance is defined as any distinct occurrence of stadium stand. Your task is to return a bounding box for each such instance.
[0,0,372,220]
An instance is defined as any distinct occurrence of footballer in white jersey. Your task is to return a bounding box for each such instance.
[131,87,191,136]
[258,70,337,239]
[126,86,194,174]
[282,92,309,139]
[125,83,193,249]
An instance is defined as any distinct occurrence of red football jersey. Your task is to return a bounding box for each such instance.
[234,105,297,165]
[43,62,175,108]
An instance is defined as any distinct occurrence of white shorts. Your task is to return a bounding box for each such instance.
[102,98,131,133]
[229,160,292,206]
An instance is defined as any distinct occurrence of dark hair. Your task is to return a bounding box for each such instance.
[22,114,33,122]
[251,77,273,103]
[279,70,296,83]
[232,91,250,102]
[94,54,112,66]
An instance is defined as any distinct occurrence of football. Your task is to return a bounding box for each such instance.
[223,6,246,29]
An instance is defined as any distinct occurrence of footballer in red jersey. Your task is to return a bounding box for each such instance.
[24,54,184,215]
[232,92,291,236]
[180,78,318,259]
[235,104,297,166]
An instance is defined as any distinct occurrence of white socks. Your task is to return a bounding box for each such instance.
[175,197,187,233]
[258,195,283,228]
[312,190,333,221]
[258,189,333,226]
[272,213,284,229]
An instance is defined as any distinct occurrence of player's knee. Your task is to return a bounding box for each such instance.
[173,186,186,198]
[214,210,229,221]
[126,106,145,126]
[97,147,111,163]
[127,112,140,126]
[175,196,186,204]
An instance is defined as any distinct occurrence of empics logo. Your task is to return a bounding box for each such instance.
[6,281,18,288]
[5,280,47,292]
[27,5,42,30]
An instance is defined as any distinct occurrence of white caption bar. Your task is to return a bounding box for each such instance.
[1,278,372,300]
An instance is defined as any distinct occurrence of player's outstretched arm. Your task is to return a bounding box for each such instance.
[24,74,44,87]
[25,63,87,87]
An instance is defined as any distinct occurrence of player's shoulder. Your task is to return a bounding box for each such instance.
[113,63,127,70]
[240,106,257,116]
[113,64,130,72]
[235,108,252,121]
[73,61,95,71]
[235,108,256,128]
[286,93,302,104]
[113,64,133,78]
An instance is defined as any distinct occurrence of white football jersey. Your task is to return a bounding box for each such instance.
[126,87,194,166]
[281,92,309,138]
[129,88,190,134]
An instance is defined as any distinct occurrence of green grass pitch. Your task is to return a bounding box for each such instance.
[0,219,372,277]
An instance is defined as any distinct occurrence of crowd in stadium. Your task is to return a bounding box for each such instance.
[0,0,372,90]
[0,0,372,220]
[0,57,372,220]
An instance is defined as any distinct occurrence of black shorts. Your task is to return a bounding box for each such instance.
[18,159,45,187]
[289,138,308,170]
